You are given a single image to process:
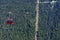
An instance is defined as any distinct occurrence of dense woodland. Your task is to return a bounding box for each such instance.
[0,0,60,40]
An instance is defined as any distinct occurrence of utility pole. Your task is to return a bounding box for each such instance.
[35,0,39,40]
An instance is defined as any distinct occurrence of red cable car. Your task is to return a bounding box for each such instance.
[6,18,15,25]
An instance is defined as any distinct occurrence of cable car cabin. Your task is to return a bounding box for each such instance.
[6,18,15,25]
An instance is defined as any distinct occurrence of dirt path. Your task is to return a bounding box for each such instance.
[35,0,39,40]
